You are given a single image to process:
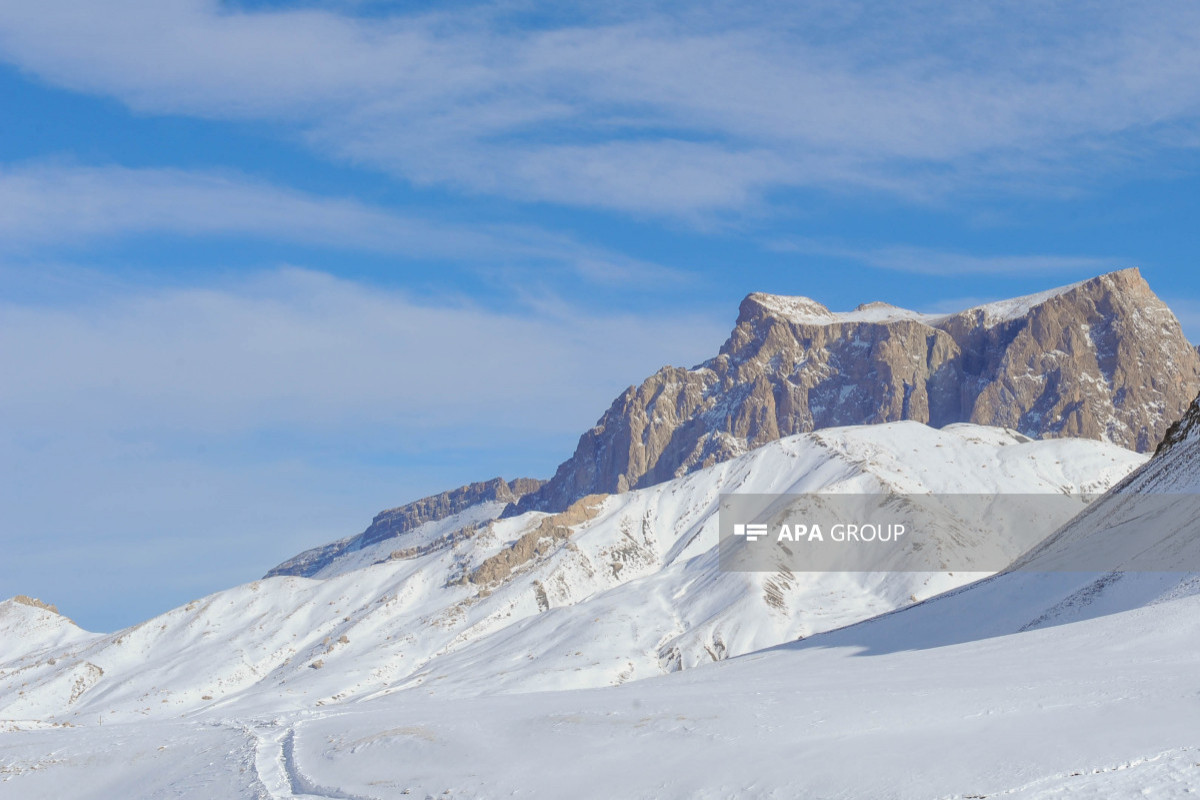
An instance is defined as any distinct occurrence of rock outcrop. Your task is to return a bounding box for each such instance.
[513,268,1199,514]
[11,595,59,614]
[266,477,543,577]
[1155,388,1200,457]
[467,494,607,588]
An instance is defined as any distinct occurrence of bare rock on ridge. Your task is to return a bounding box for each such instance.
[513,268,1200,514]
[266,477,543,578]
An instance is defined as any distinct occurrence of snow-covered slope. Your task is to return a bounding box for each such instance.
[796,397,1200,658]
[751,277,1080,326]
[12,413,1200,798]
[5,547,1200,798]
[0,597,94,665]
[0,422,1142,726]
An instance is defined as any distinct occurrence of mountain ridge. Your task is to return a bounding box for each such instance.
[512,267,1198,514]
[267,268,1197,579]
[0,422,1144,723]
[267,476,543,578]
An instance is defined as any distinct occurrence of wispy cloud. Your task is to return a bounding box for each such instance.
[0,266,726,436]
[3,2,1200,217]
[0,163,680,284]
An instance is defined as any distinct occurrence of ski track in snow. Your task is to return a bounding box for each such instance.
[239,719,377,800]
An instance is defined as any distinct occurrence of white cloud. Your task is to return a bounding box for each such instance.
[0,163,681,283]
[3,1,1200,216]
[0,163,468,248]
[0,266,727,436]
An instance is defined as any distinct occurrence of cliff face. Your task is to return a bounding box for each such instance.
[515,268,1200,513]
[266,477,543,577]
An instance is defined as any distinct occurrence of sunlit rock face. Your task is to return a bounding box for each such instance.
[516,268,1199,513]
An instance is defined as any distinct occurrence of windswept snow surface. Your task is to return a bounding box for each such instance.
[2,421,1173,798]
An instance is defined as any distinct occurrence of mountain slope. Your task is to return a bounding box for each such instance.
[516,268,1198,513]
[266,477,542,578]
[134,391,1200,800]
[0,423,1143,724]
[0,597,94,664]
[762,388,1200,661]
[223,593,1200,799]
[6,532,1200,798]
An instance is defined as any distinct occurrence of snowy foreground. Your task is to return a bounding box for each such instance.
[4,589,1200,799]
[8,419,1200,798]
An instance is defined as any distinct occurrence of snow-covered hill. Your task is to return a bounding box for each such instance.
[0,422,1142,728]
[791,390,1200,658]
[0,597,93,665]
[4,451,1200,796]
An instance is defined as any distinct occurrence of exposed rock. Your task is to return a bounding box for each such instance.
[469,495,606,588]
[266,477,543,578]
[12,595,59,615]
[514,268,1199,514]
[1155,390,1200,457]
[378,523,480,564]
[357,477,542,549]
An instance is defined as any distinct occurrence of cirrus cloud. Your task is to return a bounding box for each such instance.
[2,1,1200,216]
[0,162,683,284]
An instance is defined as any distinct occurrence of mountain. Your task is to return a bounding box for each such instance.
[242,391,1200,794]
[7,272,1200,797]
[0,422,1143,724]
[264,268,1194,578]
[266,477,543,578]
[3,417,1196,798]
[233,456,1200,800]
[514,268,1198,514]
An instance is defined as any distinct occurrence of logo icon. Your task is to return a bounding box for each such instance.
[733,523,769,542]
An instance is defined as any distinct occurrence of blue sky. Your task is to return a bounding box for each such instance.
[4,0,1200,631]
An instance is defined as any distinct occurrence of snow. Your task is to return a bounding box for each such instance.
[8,419,1197,798]
[308,500,511,579]
[3,590,1200,798]
[0,599,96,664]
[960,280,1083,325]
[749,277,1085,328]
[0,424,1142,723]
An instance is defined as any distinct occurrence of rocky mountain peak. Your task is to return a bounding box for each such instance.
[856,300,903,312]
[10,595,59,615]
[736,292,833,325]
[512,268,1199,514]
